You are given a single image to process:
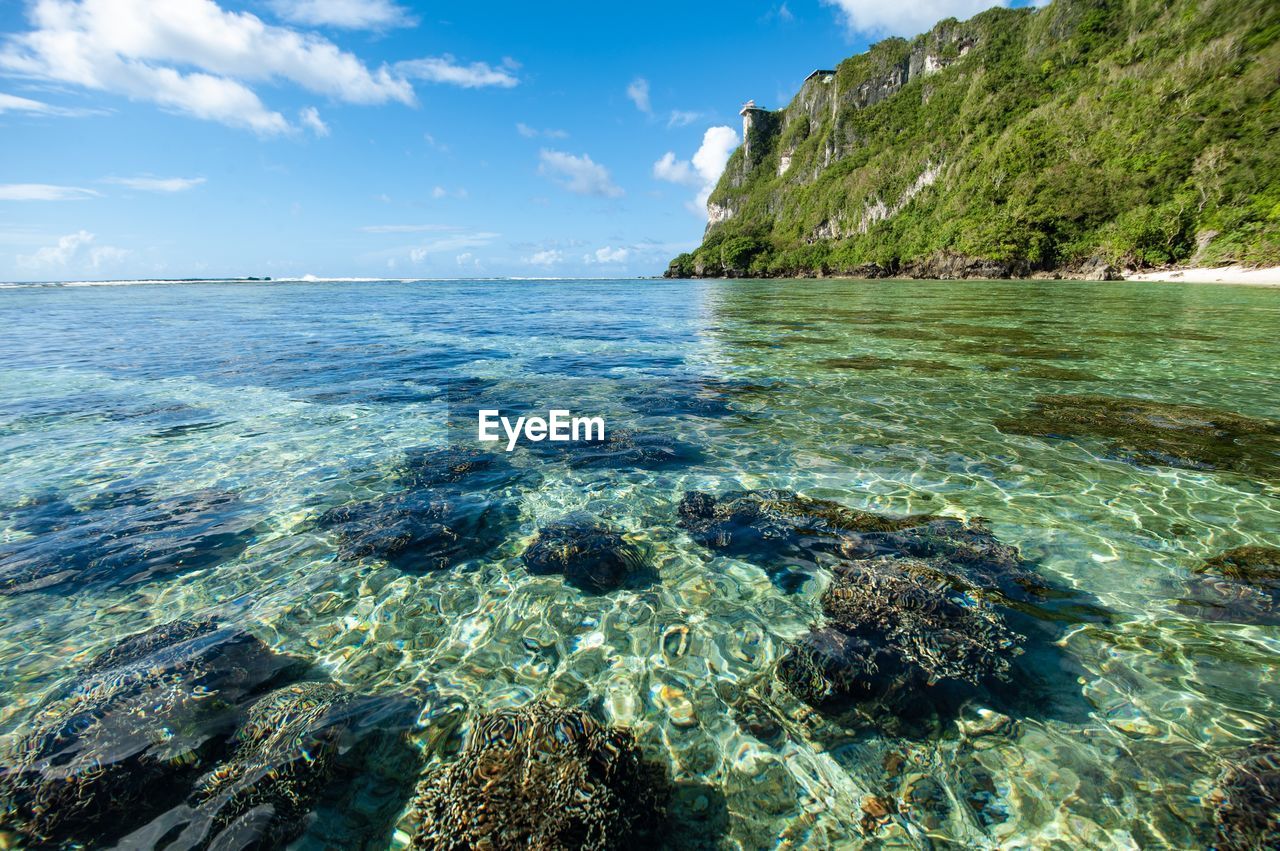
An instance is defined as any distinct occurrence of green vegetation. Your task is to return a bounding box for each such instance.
[670,0,1280,278]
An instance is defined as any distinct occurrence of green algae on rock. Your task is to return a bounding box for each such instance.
[1198,547,1280,583]
[996,394,1280,479]
[408,701,670,850]
[1180,546,1280,625]
[678,488,937,557]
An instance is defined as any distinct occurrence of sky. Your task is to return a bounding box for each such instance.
[0,0,1036,281]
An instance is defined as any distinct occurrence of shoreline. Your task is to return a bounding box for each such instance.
[1121,265,1280,287]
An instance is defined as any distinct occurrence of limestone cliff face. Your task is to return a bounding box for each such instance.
[667,0,1280,279]
[708,23,977,246]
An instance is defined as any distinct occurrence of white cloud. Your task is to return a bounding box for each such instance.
[0,91,99,116]
[0,183,100,201]
[527,249,563,266]
[652,152,698,186]
[299,106,329,136]
[269,0,413,29]
[538,149,623,198]
[822,0,1005,36]
[667,110,701,128]
[653,125,740,218]
[101,175,206,192]
[407,230,498,262]
[0,0,418,134]
[626,77,651,114]
[360,223,457,233]
[432,186,448,199]
[584,246,629,264]
[516,122,567,139]
[17,230,129,270]
[396,55,519,88]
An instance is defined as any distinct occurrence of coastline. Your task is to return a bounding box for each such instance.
[1122,265,1280,287]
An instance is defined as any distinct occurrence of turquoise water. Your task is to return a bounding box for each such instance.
[0,277,1277,848]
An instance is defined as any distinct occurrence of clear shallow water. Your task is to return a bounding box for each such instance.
[0,277,1277,848]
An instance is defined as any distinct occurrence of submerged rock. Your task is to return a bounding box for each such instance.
[996,394,1280,479]
[822,559,1023,685]
[521,514,648,593]
[557,428,703,471]
[777,558,1023,712]
[409,701,669,850]
[677,489,1058,600]
[1199,546,1280,583]
[0,620,304,847]
[317,488,516,571]
[0,487,258,596]
[119,681,417,850]
[389,445,532,491]
[1210,740,1280,851]
[1179,546,1280,625]
[776,626,920,708]
[677,489,936,561]
[839,516,1053,604]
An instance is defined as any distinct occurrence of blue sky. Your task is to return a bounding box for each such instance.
[0,0,1031,281]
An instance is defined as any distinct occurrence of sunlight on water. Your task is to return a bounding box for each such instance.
[0,278,1277,848]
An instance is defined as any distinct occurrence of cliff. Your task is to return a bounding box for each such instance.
[668,0,1280,279]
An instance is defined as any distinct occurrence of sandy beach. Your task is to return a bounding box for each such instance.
[1125,265,1280,287]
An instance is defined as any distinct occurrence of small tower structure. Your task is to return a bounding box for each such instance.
[739,99,767,165]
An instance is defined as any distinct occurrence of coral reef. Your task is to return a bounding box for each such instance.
[996,394,1280,479]
[1211,740,1280,851]
[677,489,1053,605]
[521,514,648,593]
[317,488,516,570]
[120,681,417,850]
[409,701,669,850]
[0,620,304,846]
[0,487,257,596]
[822,558,1022,685]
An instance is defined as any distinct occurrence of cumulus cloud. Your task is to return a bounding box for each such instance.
[0,0,516,134]
[538,149,624,198]
[396,56,519,88]
[822,0,1005,36]
[584,246,629,264]
[100,175,206,192]
[268,0,414,29]
[527,249,563,266]
[0,183,100,201]
[626,77,651,114]
[299,106,329,136]
[653,125,740,217]
[17,230,129,270]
